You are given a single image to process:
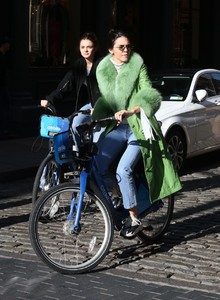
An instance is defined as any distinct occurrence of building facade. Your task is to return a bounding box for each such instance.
[1,0,220,134]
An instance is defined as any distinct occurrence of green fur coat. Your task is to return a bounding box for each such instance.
[93,52,182,202]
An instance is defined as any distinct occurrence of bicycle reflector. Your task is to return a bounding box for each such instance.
[40,115,70,138]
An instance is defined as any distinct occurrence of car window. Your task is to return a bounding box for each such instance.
[151,76,191,101]
[195,74,216,97]
[211,72,220,95]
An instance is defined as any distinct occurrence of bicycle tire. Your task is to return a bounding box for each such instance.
[29,182,114,274]
[137,194,174,243]
[32,154,62,205]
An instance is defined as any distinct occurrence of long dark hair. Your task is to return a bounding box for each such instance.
[107,29,131,49]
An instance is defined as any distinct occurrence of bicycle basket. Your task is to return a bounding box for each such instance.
[76,122,97,158]
[40,115,70,138]
[53,131,73,165]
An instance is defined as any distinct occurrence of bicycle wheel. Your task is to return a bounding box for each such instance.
[137,194,174,243]
[29,182,114,274]
[32,154,62,205]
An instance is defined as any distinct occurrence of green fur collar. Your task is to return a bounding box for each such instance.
[96,52,143,110]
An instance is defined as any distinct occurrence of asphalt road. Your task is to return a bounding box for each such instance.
[0,151,220,299]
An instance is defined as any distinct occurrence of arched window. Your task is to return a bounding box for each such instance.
[29,0,71,66]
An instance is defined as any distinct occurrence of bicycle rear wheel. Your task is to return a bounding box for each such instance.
[32,154,62,205]
[29,182,114,274]
[137,194,174,243]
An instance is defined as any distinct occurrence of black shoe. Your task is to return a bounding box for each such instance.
[120,216,143,238]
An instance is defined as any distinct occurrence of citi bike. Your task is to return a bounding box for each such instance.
[29,110,174,274]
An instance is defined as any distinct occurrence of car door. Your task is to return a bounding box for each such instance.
[210,72,220,144]
[194,73,220,151]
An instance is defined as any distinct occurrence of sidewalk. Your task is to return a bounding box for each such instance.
[0,136,48,182]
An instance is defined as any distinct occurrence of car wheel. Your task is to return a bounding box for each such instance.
[165,129,186,174]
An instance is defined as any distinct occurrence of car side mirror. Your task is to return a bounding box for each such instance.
[195,89,207,102]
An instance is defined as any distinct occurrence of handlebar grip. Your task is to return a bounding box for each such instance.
[39,104,57,116]
[95,116,115,122]
[46,104,57,115]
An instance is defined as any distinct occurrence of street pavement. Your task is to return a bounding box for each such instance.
[0,137,220,299]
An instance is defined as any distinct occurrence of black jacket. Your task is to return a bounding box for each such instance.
[46,57,102,116]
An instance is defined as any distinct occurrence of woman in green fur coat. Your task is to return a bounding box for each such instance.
[92,29,182,238]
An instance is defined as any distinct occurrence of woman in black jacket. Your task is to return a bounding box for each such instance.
[40,32,102,127]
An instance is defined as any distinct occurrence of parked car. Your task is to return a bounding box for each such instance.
[150,69,220,173]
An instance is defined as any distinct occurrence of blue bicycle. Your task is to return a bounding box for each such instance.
[29,112,174,274]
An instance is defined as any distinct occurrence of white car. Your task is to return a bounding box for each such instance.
[151,69,220,173]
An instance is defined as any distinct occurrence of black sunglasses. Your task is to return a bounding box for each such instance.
[114,44,133,51]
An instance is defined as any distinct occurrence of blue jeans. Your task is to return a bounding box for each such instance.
[72,103,92,132]
[95,123,141,210]
[71,103,92,149]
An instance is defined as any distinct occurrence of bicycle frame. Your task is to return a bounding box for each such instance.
[66,153,163,234]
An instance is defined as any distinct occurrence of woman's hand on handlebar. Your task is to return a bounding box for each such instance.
[40,100,57,115]
[40,100,49,107]
[115,106,140,125]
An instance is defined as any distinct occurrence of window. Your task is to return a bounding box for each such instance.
[195,74,216,97]
[211,73,220,95]
[151,75,191,101]
[173,0,200,67]
[29,0,71,66]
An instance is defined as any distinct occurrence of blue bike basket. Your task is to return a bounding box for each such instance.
[40,115,70,138]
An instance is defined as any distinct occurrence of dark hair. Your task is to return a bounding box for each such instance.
[107,29,131,49]
[79,32,99,50]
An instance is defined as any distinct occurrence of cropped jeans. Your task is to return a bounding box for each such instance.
[95,123,141,210]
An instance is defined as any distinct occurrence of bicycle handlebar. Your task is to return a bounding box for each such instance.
[93,115,116,124]
[40,104,116,124]
[68,109,116,125]
[67,109,91,123]
[38,104,57,116]
[47,104,57,115]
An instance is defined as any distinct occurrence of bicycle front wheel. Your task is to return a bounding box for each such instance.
[137,194,174,243]
[29,182,114,274]
[32,154,62,205]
